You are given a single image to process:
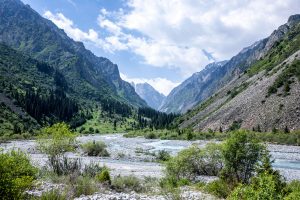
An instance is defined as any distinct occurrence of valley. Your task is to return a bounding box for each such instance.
[0,0,300,199]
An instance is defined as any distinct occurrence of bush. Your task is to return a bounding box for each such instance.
[284,180,300,200]
[112,175,143,193]
[48,156,81,176]
[82,162,104,178]
[73,176,98,197]
[204,179,231,198]
[229,172,284,200]
[81,140,109,157]
[221,130,265,184]
[38,123,77,156]
[96,168,111,184]
[0,150,37,199]
[165,143,223,181]
[145,132,157,139]
[39,189,67,200]
[156,150,171,162]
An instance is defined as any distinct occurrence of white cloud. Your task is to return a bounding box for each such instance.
[97,0,299,77]
[43,11,111,51]
[43,1,300,81]
[66,0,76,8]
[120,73,179,96]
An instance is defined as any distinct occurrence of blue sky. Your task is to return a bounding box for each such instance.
[21,0,299,95]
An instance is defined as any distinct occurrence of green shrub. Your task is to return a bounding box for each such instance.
[112,175,143,193]
[38,123,77,156]
[284,180,300,200]
[48,156,81,176]
[96,168,111,184]
[81,140,109,157]
[82,162,103,178]
[145,132,157,139]
[229,172,284,200]
[165,143,223,181]
[0,150,37,199]
[39,189,67,200]
[204,179,231,198]
[73,176,97,197]
[156,150,171,162]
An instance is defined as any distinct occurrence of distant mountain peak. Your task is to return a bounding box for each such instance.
[288,14,300,26]
[134,82,166,110]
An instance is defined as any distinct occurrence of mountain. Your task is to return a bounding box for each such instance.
[132,83,166,110]
[159,61,228,113]
[160,16,300,115]
[179,14,300,132]
[0,0,146,108]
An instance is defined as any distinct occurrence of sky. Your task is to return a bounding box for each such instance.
[21,0,300,95]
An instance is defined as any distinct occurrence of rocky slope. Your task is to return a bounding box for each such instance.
[159,61,227,113]
[180,15,300,132]
[161,15,300,115]
[0,0,146,108]
[133,83,166,110]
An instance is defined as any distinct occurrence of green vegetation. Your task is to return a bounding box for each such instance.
[247,23,300,76]
[165,143,223,181]
[285,180,300,199]
[38,189,67,200]
[111,175,144,193]
[77,110,135,134]
[96,168,111,184]
[37,123,77,156]
[81,140,109,157]
[221,131,265,184]
[268,59,300,96]
[155,150,171,162]
[0,150,37,199]
[0,102,38,139]
[204,179,231,198]
[158,130,300,199]
[126,127,300,146]
[73,176,98,197]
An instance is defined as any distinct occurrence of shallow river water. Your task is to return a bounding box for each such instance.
[1,134,300,181]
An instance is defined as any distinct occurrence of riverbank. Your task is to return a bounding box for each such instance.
[1,134,300,182]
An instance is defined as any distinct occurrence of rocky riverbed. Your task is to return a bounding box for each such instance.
[2,134,300,199]
[2,134,300,181]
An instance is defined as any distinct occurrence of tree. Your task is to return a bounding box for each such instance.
[114,120,117,130]
[37,122,77,156]
[221,130,265,184]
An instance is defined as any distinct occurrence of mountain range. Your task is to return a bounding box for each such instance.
[0,0,299,134]
[178,14,300,132]
[0,0,146,108]
[159,61,228,113]
[132,82,166,110]
[0,0,151,134]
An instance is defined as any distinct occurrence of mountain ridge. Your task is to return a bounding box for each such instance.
[179,14,300,132]
[133,82,166,110]
[0,0,146,108]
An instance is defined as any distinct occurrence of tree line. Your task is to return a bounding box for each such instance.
[137,107,178,129]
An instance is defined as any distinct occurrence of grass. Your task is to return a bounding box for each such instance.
[111,175,144,193]
[77,110,137,134]
[247,23,300,76]
[125,128,300,146]
[267,59,300,96]
[37,189,68,200]
[81,140,110,157]
[124,129,185,140]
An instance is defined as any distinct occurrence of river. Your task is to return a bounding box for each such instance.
[1,134,300,182]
